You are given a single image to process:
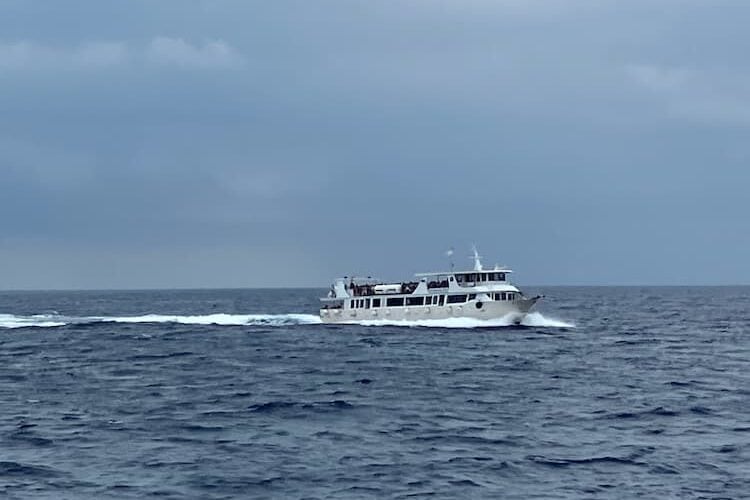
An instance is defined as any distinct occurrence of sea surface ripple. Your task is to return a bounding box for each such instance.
[1,287,748,499]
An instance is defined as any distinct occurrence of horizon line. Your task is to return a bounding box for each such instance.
[2,283,750,293]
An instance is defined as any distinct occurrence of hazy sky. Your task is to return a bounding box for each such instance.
[1,0,748,289]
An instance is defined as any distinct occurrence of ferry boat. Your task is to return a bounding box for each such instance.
[319,249,541,324]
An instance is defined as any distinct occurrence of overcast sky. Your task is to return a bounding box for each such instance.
[1,0,748,289]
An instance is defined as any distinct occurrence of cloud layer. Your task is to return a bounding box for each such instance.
[0,37,244,71]
[1,0,749,288]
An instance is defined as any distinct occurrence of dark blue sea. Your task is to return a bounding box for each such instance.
[1,287,748,499]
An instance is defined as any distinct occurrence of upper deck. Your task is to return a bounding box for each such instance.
[322,247,522,301]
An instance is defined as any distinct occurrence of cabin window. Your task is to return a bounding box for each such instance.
[365,298,370,309]
[372,298,381,308]
[468,294,476,300]
[438,295,445,306]
[387,297,405,307]
[507,293,514,301]
[447,294,467,304]
[406,296,424,306]
[498,273,506,281]
[350,300,355,308]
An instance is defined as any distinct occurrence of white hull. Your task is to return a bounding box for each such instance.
[320,297,538,324]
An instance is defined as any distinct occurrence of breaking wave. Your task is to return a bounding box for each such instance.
[351,312,574,329]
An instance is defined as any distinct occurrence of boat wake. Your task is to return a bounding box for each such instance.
[0,313,322,329]
[0,314,68,329]
[99,313,323,326]
[1,312,572,330]
[350,312,574,329]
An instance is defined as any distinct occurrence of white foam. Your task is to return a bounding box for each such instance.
[0,312,322,329]
[97,313,323,326]
[520,312,575,328]
[350,312,574,329]
[1,311,572,330]
[0,314,67,329]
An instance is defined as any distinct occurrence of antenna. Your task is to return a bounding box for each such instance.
[471,244,483,271]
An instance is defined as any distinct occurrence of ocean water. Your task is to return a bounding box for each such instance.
[0,287,748,499]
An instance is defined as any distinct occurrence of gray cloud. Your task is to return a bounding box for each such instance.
[627,63,750,125]
[1,0,749,289]
[0,37,244,71]
[0,40,128,69]
[146,37,244,68]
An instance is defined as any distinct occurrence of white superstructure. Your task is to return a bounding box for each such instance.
[319,249,540,324]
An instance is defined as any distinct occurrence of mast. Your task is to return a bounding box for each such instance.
[471,245,483,271]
